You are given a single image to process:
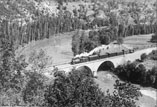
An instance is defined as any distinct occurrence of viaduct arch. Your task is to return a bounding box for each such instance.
[97,61,115,72]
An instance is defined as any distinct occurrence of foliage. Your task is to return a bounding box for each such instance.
[22,71,48,106]
[99,34,111,45]
[148,50,157,60]
[22,49,52,106]
[117,37,124,45]
[45,67,142,107]
[0,38,27,106]
[71,30,81,56]
[28,49,52,73]
[113,61,157,89]
[105,80,142,107]
[151,30,157,43]
[140,53,147,61]
[0,38,52,106]
[44,68,106,107]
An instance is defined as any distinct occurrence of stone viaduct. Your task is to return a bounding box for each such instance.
[51,47,156,76]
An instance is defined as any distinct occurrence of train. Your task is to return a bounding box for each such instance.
[71,48,135,65]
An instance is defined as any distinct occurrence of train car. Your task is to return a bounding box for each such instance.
[99,54,108,59]
[80,57,89,63]
[109,52,118,57]
[117,51,123,56]
[89,54,99,61]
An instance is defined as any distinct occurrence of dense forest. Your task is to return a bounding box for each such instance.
[0,0,156,50]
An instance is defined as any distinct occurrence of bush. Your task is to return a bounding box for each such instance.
[148,50,157,60]
[151,33,157,43]
[105,80,142,107]
[140,53,147,61]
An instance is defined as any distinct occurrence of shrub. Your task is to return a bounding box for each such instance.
[149,50,157,60]
[105,80,142,107]
[140,53,147,61]
[151,34,157,43]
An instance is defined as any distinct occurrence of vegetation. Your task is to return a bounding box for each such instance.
[148,50,157,60]
[45,68,106,107]
[113,61,157,89]
[72,22,156,55]
[105,80,142,107]
[151,31,157,43]
[0,38,50,106]
[140,53,147,62]
[45,68,142,107]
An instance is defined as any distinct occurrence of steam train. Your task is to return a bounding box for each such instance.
[71,49,135,65]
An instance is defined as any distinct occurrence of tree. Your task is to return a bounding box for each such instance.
[0,38,27,106]
[72,30,81,56]
[99,34,111,45]
[44,68,106,107]
[150,33,157,43]
[117,37,124,45]
[22,49,52,106]
[105,80,142,107]
[140,53,147,62]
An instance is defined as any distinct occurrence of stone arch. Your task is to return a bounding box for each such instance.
[76,66,93,77]
[97,61,115,72]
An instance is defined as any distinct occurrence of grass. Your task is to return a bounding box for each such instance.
[123,34,155,49]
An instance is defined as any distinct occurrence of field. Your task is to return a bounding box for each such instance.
[123,34,155,49]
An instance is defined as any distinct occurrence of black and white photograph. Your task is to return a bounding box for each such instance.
[0,0,157,106]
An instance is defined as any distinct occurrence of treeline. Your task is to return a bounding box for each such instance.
[0,15,86,46]
[0,9,156,50]
[120,24,157,37]
[112,50,157,89]
[0,38,142,107]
